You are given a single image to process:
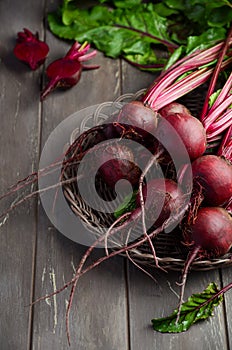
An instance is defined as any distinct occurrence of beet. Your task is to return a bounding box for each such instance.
[41,42,99,100]
[105,101,159,149]
[118,101,158,135]
[136,178,185,230]
[97,143,141,190]
[177,206,232,321]
[14,28,49,70]
[158,102,206,160]
[190,207,232,256]
[191,155,232,206]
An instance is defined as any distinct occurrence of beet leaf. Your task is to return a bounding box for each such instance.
[114,190,137,219]
[47,0,231,71]
[152,282,223,333]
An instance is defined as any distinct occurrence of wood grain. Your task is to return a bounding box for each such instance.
[0,1,45,349]
[31,10,129,348]
[0,0,231,349]
[222,267,232,349]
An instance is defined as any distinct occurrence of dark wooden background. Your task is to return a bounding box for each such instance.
[0,1,231,349]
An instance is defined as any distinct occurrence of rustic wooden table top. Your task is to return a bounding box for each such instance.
[0,1,231,349]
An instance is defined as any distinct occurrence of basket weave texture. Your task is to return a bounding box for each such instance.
[61,89,232,271]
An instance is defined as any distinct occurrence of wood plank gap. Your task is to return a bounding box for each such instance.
[219,268,230,350]
[28,3,46,345]
[125,260,132,350]
[39,0,48,95]
[28,99,43,350]
[27,204,39,350]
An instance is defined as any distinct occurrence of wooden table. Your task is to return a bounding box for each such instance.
[0,1,231,349]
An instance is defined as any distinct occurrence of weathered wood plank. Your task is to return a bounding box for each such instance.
[121,60,229,350]
[1,1,231,349]
[221,268,232,348]
[31,7,129,348]
[127,266,227,350]
[0,1,45,349]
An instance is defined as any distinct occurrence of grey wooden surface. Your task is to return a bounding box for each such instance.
[0,1,231,349]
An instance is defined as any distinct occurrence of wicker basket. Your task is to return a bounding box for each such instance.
[61,89,232,271]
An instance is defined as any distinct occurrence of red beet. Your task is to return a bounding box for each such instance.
[118,101,158,135]
[105,101,158,150]
[14,28,49,70]
[97,143,141,189]
[158,102,206,160]
[192,155,232,206]
[190,207,232,256]
[177,206,232,321]
[136,178,185,229]
[41,42,99,100]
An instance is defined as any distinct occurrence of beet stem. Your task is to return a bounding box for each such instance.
[206,72,232,115]
[176,245,201,323]
[184,280,232,318]
[200,26,232,121]
[138,149,166,270]
[0,176,82,221]
[217,124,232,160]
[40,77,59,101]
[114,24,179,49]
[124,57,164,70]
[125,228,158,284]
[142,39,232,110]
[204,95,232,130]
[104,213,133,255]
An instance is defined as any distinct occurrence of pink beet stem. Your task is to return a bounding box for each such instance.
[206,110,232,139]
[205,72,232,117]
[217,124,232,160]
[176,245,201,323]
[79,50,97,62]
[200,26,232,121]
[40,77,59,101]
[142,39,232,109]
[204,95,232,129]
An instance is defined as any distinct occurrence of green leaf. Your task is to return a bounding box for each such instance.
[163,0,186,11]
[48,0,231,71]
[207,6,232,27]
[99,0,142,7]
[186,27,226,54]
[164,46,184,70]
[48,1,173,66]
[209,89,222,108]
[113,0,142,8]
[153,2,179,17]
[152,282,223,333]
[114,190,137,219]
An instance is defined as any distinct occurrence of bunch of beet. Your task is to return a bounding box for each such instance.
[58,96,232,341]
[61,31,232,339]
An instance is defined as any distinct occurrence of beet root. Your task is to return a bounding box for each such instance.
[136,178,185,231]
[158,102,207,160]
[14,28,49,70]
[190,207,232,257]
[41,42,99,100]
[191,155,232,206]
[97,143,141,190]
[177,206,232,322]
